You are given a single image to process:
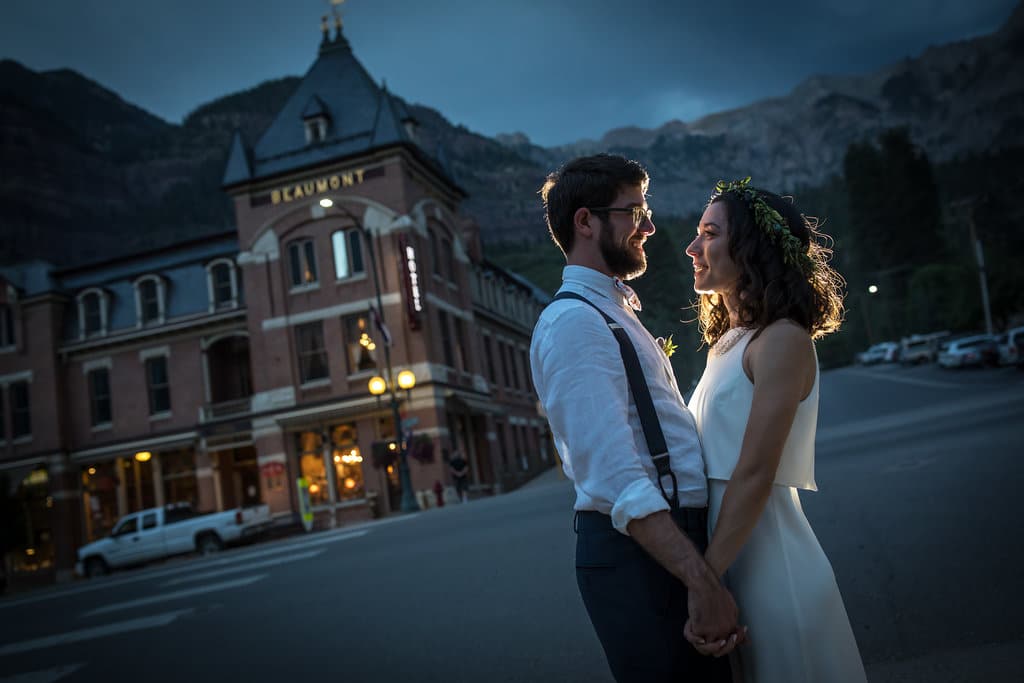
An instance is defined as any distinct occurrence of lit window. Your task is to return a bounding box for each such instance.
[288,240,318,288]
[332,230,365,280]
[331,424,364,501]
[342,313,377,374]
[297,431,329,506]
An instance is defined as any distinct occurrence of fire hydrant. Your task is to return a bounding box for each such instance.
[433,480,445,507]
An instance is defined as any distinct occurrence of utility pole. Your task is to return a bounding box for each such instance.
[958,201,994,336]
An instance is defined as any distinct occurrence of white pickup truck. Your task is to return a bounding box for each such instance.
[75,502,272,578]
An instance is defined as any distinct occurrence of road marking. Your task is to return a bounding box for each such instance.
[80,575,266,618]
[160,549,323,587]
[0,529,368,610]
[0,664,85,683]
[842,367,961,389]
[819,388,1024,444]
[0,610,192,657]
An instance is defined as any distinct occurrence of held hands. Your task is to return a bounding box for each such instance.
[684,580,748,657]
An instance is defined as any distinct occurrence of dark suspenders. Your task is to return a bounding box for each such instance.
[551,291,680,510]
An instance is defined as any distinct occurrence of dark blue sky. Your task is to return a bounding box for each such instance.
[2,0,1017,146]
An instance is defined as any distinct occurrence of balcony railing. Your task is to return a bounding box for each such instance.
[200,397,252,423]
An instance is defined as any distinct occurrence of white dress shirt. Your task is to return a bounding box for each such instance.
[530,266,708,534]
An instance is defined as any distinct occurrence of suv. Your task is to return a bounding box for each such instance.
[998,326,1024,367]
[857,342,900,365]
[900,332,948,365]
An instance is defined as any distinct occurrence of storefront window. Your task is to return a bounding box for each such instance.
[121,455,156,512]
[331,423,364,501]
[9,468,53,573]
[161,449,198,508]
[82,462,120,541]
[296,431,329,506]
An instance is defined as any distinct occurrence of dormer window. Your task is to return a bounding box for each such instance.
[305,116,329,144]
[302,95,331,145]
[206,259,240,311]
[134,275,166,327]
[77,288,109,339]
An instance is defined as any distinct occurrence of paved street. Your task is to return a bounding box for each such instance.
[1,363,1022,682]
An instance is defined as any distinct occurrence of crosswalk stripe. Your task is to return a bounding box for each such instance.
[160,549,323,587]
[0,610,192,657]
[80,575,266,618]
[0,529,368,610]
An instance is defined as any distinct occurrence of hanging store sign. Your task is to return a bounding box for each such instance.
[398,234,423,330]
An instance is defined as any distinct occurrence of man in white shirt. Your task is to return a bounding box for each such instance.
[530,154,741,682]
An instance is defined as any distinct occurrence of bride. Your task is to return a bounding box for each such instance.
[684,179,867,682]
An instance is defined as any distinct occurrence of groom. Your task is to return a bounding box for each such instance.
[529,154,742,681]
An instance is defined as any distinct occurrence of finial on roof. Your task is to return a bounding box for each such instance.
[320,15,329,44]
[331,0,345,41]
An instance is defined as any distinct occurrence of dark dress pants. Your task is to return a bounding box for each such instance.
[575,508,732,683]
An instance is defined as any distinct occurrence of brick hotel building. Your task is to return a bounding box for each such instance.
[0,19,552,585]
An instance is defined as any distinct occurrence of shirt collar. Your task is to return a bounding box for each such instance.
[561,265,632,310]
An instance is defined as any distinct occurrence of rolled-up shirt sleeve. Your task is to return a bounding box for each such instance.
[531,304,669,534]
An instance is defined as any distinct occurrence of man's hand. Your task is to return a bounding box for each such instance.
[684,581,747,657]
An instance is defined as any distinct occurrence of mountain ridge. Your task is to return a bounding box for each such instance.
[1,4,1021,267]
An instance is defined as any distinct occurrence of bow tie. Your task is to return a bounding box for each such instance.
[614,279,642,312]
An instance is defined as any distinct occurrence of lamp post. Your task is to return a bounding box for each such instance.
[368,371,418,512]
[327,201,420,513]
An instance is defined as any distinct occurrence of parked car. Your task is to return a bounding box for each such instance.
[997,326,1024,366]
[75,502,272,578]
[937,335,998,369]
[900,331,949,365]
[856,342,900,365]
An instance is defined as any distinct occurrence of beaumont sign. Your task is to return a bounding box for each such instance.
[270,168,367,205]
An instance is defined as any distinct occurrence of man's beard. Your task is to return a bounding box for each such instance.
[599,222,647,280]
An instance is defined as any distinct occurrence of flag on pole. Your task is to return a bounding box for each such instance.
[370,304,392,347]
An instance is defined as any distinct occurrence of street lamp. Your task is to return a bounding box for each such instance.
[329,202,420,512]
[368,370,418,512]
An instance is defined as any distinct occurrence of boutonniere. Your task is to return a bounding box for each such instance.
[656,335,678,358]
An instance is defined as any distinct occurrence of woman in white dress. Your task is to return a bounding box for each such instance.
[684,179,867,682]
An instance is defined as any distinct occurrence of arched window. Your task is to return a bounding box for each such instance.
[206,259,240,311]
[77,289,109,339]
[287,239,319,289]
[331,229,365,280]
[133,275,166,327]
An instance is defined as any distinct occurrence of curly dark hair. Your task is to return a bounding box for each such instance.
[696,188,845,346]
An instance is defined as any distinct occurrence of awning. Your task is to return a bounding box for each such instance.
[444,392,507,416]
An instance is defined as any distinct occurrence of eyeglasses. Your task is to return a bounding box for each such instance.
[588,205,654,227]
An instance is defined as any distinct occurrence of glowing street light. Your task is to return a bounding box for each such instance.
[368,376,387,395]
[868,285,879,294]
[396,370,416,391]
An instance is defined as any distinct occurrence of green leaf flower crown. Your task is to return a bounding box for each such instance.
[711,177,816,276]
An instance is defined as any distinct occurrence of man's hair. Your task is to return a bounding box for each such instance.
[697,189,845,344]
[539,154,649,256]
